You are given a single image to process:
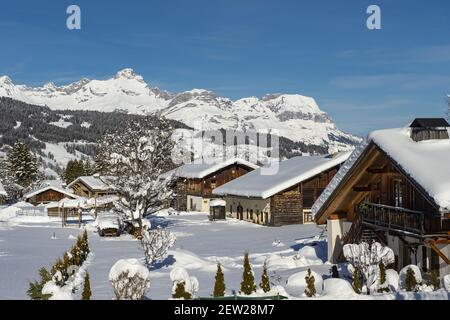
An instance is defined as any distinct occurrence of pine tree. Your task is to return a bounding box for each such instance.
[428,270,440,291]
[377,262,389,293]
[7,140,38,188]
[172,281,192,300]
[259,261,271,293]
[81,272,92,300]
[352,268,362,294]
[331,265,339,278]
[63,252,73,279]
[304,268,316,297]
[80,230,90,262]
[63,159,86,185]
[213,262,226,297]
[83,160,94,176]
[405,267,418,292]
[27,267,53,300]
[70,244,81,267]
[240,252,256,295]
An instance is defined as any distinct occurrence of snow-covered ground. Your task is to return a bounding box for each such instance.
[0,211,449,300]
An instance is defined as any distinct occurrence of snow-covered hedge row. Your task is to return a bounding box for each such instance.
[27,230,91,300]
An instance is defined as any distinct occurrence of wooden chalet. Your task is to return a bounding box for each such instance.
[313,119,450,277]
[171,158,259,212]
[213,153,350,226]
[23,183,78,206]
[68,175,116,198]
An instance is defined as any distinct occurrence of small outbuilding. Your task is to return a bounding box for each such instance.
[209,199,226,221]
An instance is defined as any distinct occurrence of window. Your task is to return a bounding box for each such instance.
[393,180,403,207]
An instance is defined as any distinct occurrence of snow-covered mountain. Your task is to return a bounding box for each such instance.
[0,68,361,151]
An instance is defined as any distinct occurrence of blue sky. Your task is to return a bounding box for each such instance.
[0,0,449,136]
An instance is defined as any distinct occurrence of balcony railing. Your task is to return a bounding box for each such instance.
[358,202,426,235]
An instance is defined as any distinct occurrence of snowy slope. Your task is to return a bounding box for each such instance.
[0,69,361,151]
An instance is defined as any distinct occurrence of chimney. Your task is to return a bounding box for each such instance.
[409,118,450,142]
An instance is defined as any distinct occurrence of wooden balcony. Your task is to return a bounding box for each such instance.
[358,202,427,236]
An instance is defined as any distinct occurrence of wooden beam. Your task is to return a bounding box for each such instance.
[329,212,347,220]
[352,185,371,192]
[366,166,389,174]
[425,239,450,265]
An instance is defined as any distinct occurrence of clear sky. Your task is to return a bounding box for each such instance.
[0,0,449,136]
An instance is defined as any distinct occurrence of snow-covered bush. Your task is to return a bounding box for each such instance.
[41,281,74,300]
[399,265,422,292]
[170,267,199,299]
[343,242,394,294]
[295,246,323,266]
[444,274,450,291]
[141,226,176,268]
[322,278,355,298]
[109,259,150,300]
[385,269,399,292]
[285,270,323,297]
[27,231,91,300]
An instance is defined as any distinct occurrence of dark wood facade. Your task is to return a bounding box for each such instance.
[270,166,339,226]
[226,164,341,226]
[315,142,450,273]
[26,189,75,206]
[174,163,255,211]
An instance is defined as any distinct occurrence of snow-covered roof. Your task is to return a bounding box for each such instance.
[312,142,369,217]
[67,175,114,191]
[210,199,226,207]
[23,185,78,200]
[174,158,259,179]
[370,127,450,210]
[86,195,119,206]
[0,181,7,196]
[45,197,88,209]
[213,152,351,199]
[313,126,450,218]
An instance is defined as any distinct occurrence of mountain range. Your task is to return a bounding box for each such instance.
[0,68,361,152]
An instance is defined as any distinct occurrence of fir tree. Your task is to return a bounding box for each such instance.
[7,140,38,188]
[63,252,73,278]
[240,252,256,295]
[63,160,86,185]
[172,281,192,300]
[352,268,362,294]
[81,272,92,300]
[83,160,94,176]
[377,262,389,293]
[80,230,90,262]
[304,268,316,297]
[428,270,440,291]
[405,267,418,292]
[331,265,339,278]
[27,267,53,300]
[213,262,226,297]
[259,260,271,293]
[51,257,67,286]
